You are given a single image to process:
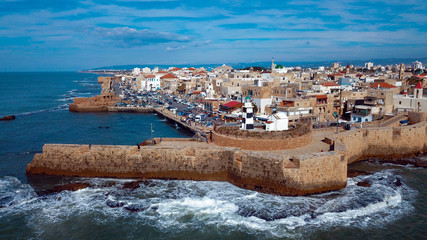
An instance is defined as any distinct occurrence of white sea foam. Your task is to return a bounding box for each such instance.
[0,169,418,238]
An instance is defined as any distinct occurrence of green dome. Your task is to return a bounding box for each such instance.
[275,64,284,69]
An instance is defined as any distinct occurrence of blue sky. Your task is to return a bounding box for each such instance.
[0,0,426,71]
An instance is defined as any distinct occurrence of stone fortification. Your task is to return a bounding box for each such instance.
[326,120,427,164]
[212,123,312,150]
[26,112,427,196]
[69,76,119,112]
[69,93,119,112]
[26,143,347,196]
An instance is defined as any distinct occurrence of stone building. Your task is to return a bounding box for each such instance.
[394,82,427,112]
[242,85,272,114]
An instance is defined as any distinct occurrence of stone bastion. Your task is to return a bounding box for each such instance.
[212,121,312,150]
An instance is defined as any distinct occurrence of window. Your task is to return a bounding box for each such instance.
[399,101,401,105]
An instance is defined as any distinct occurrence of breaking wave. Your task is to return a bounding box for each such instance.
[0,169,417,238]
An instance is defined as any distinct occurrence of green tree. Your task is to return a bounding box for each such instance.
[177,83,186,94]
[251,101,258,113]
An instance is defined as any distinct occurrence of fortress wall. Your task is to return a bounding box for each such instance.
[73,97,89,104]
[212,131,312,151]
[27,121,426,196]
[408,112,427,124]
[27,144,347,196]
[329,122,427,164]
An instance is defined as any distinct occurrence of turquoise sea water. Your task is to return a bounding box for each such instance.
[0,72,426,239]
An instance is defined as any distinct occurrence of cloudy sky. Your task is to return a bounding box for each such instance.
[0,0,426,71]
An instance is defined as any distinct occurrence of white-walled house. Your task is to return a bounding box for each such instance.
[265,112,289,131]
[140,74,160,91]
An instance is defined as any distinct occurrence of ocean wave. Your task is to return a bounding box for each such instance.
[14,104,70,117]
[0,170,417,238]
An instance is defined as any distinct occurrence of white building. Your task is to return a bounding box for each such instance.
[351,105,375,123]
[365,62,374,70]
[252,98,272,115]
[394,82,426,112]
[132,68,141,75]
[412,61,423,70]
[141,74,160,91]
[265,112,288,131]
[142,67,151,74]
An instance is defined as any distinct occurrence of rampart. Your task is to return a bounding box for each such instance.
[326,118,427,164]
[212,123,312,150]
[27,144,346,196]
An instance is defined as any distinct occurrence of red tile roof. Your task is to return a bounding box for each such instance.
[160,73,178,79]
[146,75,155,78]
[222,101,242,108]
[171,67,181,71]
[316,95,328,99]
[369,82,396,88]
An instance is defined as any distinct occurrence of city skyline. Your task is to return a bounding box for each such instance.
[1,0,426,71]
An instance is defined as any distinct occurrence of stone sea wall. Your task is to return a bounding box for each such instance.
[26,144,347,196]
[327,121,427,164]
[26,113,427,196]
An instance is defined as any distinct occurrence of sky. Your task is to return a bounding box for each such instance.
[0,0,426,71]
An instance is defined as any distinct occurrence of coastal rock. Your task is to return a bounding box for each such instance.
[357,181,371,187]
[41,183,90,195]
[106,200,124,208]
[394,178,402,187]
[124,204,147,212]
[122,181,140,190]
[347,169,373,178]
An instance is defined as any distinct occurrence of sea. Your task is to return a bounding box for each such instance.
[0,72,426,240]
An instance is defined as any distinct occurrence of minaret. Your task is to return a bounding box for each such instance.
[241,93,254,130]
[414,82,423,99]
[399,63,405,80]
[271,57,275,73]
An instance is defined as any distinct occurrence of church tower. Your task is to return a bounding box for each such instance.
[414,82,423,99]
[241,94,254,130]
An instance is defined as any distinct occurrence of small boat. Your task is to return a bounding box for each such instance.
[0,115,16,121]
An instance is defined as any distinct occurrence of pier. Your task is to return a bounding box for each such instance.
[107,106,154,113]
[153,107,211,135]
